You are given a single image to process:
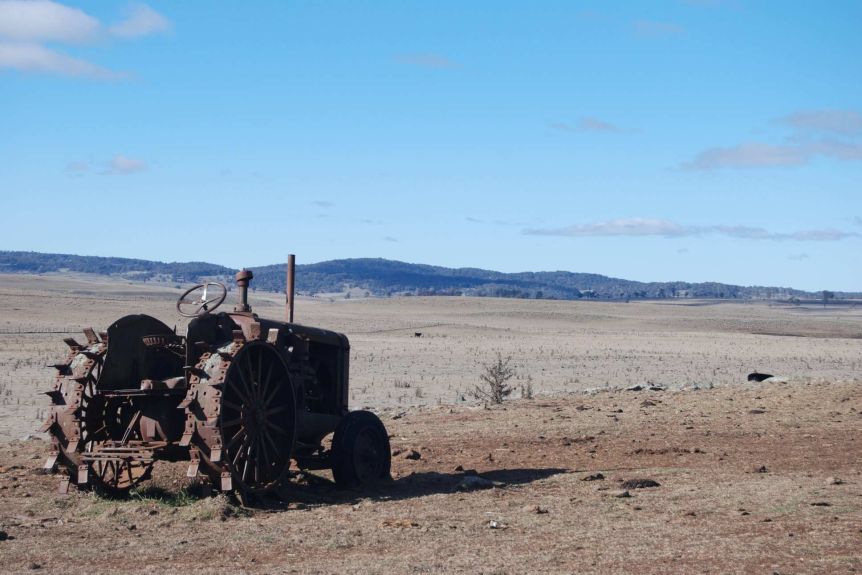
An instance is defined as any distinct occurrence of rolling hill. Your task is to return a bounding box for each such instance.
[0,250,854,301]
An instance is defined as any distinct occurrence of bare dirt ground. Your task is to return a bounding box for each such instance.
[0,273,860,573]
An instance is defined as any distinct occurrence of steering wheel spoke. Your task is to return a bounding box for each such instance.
[176,282,228,318]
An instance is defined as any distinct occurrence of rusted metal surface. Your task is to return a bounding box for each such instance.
[40,262,391,500]
[287,254,295,323]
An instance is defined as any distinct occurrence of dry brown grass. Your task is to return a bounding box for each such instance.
[0,273,860,573]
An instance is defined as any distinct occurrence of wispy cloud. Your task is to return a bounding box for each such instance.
[0,42,122,78]
[395,53,458,69]
[632,20,685,37]
[109,3,171,39]
[549,117,624,133]
[778,109,862,136]
[466,216,483,223]
[360,218,383,225]
[312,200,335,208]
[0,0,98,43]
[681,143,808,170]
[65,160,90,175]
[383,236,399,243]
[681,140,862,170]
[854,216,862,227]
[0,1,169,78]
[101,154,146,175]
[524,218,859,242]
[683,109,862,170]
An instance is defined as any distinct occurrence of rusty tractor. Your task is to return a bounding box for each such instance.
[40,258,391,498]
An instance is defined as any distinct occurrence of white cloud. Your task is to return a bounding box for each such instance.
[779,109,862,136]
[109,3,170,39]
[683,109,862,170]
[65,160,89,175]
[524,218,859,242]
[681,143,808,170]
[681,140,862,170]
[0,0,99,43]
[0,42,121,78]
[0,1,169,78]
[102,154,146,175]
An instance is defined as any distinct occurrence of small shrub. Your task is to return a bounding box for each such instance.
[471,352,516,405]
[520,375,534,399]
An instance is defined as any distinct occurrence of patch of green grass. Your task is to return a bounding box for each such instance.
[129,485,200,507]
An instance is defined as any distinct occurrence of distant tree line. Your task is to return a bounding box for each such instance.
[2,251,857,302]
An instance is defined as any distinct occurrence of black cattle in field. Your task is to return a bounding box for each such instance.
[747,372,773,382]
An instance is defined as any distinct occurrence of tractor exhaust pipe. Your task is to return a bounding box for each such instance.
[234,269,253,313]
[286,254,295,323]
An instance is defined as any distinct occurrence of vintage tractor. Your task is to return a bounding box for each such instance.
[39,259,391,499]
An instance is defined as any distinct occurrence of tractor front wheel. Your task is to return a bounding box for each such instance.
[331,410,391,488]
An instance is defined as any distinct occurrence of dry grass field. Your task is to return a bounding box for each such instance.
[0,273,860,573]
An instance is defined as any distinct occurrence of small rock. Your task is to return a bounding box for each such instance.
[28,563,41,570]
[454,465,464,472]
[810,501,831,507]
[611,490,632,498]
[582,473,605,482]
[748,409,766,415]
[0,530,9,541]
[456,475,495,491]
[391,448,403,457]
[626,385,644,392]
[683,511,697,517]
[620,478,660,489]
[403,449,421,461]
[754,465,768,473]
[488,520,507,530]
[825,476,843,485]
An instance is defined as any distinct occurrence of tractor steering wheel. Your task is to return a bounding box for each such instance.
[176,282,228,318]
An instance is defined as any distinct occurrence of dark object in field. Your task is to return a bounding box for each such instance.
[582,473,605,482]
[414,332,422,337]
[747,372,773,382]
[620,478,661,489]
[39,256,390,501]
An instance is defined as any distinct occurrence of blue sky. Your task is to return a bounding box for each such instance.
[1,1,860,291]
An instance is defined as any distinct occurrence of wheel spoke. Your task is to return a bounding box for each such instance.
[232,435,251,466]
[235,356,257,400]
[263,431,280,462]
[265,418,287,436]
[259,359,275,406]
[258,433,273,471]
[221,398,242,412]
[226,426,246,450]
[221,416,243,428]
[262,375,281,408]
[244,352,260,401]
[232,363,255,404]
[265,405,287,417]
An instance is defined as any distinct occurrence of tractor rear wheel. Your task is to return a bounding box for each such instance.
[331,410,391,488]
[191,340,297,496]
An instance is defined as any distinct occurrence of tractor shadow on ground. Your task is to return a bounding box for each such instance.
[259,466,569,510]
